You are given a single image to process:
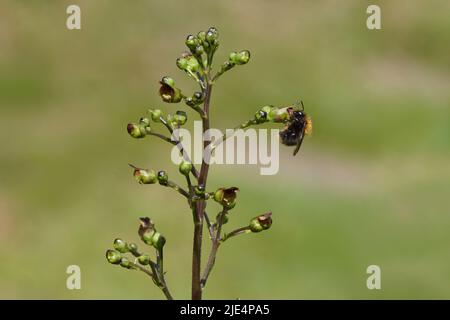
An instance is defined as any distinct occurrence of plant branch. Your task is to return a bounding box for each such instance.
[159,116,200,180]
[131,259,173,300]
[148,132,176,144]
[203,210,215,239]
[156,247,173,300]
[210,119,256,150]
[222,226,251,242]
[200,208,227,288]
[167,180,190,198]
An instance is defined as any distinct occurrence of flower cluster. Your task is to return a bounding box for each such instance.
[106,26,308,300]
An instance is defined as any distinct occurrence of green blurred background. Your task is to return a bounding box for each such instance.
[1,0,449,299]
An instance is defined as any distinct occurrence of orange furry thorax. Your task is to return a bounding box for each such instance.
[305,116,313,135]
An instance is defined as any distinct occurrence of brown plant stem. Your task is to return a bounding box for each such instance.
[191,76,212,300]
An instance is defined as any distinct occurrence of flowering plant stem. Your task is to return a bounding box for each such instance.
[105,26,308,300]
[191,80,213,300]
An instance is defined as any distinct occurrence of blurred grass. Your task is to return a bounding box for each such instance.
[0,0,449,299]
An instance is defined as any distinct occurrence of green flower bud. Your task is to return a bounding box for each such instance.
[213,187,239,209]
[197,31,206,43]
[127,123,146,139]
[185,92,203,107]
[249,212,273,233]
[186,55,200,72]
[142,229,156,246]
[138,254,151,265]
[229,50,250,65]
[179,160,193,176]
[194,45,204,55]
[159,77,182,103]
[151,232,166,251]
[127,242,139,257]
[132,167,157,184]
[194,184,205,197]
[254,110,268,124]
[176,57,188,70]
[148,109,164,122]
[119,257,134,269]
[139,117,151,127]
[113,238,129,253]
[216,212,229,225]
[185,35,198,51]
[157,170,168,185]
[173,110,187,126]
[271,106,292,123]
[138,217,166,250]
[229,52,238,65]
[206,27,218,44]
[106,249,122,265]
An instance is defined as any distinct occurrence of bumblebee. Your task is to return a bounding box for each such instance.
[279,102,312,156]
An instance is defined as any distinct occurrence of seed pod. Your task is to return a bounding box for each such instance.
[106,249,122,265]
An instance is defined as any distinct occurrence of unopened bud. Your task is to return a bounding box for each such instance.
[127,243,140,257]
[185,35,198,52]
[119,257,134,269]
[138,254,151,265]
[249,212,273,233]
[132,167,157,185]
[173,110,187,126]
[113,238,128,253]
[229,50,250,65]
[127,123,146,139]
[179,160,193,176]
[106,249,122,265]
[157,170,169,185]
[148,109,164,123]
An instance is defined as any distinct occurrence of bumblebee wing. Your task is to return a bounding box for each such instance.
[293,129,305,156]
